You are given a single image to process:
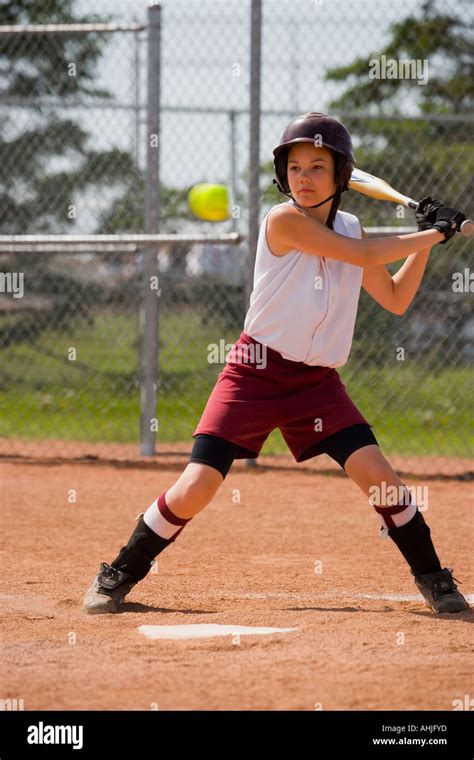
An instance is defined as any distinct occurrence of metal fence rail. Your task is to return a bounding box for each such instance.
[0,233,241,252]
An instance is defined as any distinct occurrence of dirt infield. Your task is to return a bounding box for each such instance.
[1,454,473,711]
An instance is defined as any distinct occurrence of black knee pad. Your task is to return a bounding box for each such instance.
[189,434,239,479]
[322,423,379,469]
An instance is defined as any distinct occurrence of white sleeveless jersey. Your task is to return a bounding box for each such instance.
[243,201,364,367]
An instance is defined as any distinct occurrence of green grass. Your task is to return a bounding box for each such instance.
[0,308,472,458]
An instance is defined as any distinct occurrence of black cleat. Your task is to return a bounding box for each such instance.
[413,567,470,614]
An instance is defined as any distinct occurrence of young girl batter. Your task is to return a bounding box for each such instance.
[84,112,469,615]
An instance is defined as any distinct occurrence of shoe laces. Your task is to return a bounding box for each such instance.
[100,562,124,581]
[432,569,461,601]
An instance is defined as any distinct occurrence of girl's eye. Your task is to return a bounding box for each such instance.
[289,166,323,171]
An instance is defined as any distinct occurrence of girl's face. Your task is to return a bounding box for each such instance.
[287,143,336,211]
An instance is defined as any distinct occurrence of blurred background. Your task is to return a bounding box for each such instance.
[0,0,472,471]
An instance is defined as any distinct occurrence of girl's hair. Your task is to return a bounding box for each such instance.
[326,150,352,230]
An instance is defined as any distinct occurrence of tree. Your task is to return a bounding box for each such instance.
[0,0,137,235]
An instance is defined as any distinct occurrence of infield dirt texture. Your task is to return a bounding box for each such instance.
[1,447,472,710]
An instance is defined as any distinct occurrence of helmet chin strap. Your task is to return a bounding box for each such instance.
[272,180,336,209]
[301,192,336,209]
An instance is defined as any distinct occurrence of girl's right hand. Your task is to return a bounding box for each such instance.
[430,206,467,244]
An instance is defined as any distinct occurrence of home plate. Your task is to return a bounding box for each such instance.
[138,624,299,641]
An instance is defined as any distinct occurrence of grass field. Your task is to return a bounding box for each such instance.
[0,309,472,458]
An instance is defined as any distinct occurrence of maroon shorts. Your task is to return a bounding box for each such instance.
[193,331,373,462]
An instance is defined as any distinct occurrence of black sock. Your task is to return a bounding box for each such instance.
[388,509,442,576]
[111,515,173,582]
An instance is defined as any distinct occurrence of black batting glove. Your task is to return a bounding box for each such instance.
[415,196,444,231]
[432,206,466,244]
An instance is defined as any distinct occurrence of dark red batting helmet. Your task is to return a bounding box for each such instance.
[272,112,355,198]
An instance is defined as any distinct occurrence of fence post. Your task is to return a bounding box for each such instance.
[140,1,161,456]
[245,0,262,470]
[229,109,237,232]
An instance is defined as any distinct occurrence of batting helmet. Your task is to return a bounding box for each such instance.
[273,113,355,224]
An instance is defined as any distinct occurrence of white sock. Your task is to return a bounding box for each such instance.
[143,490,190,541]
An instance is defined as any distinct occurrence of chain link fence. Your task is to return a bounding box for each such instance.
[0,0,472,474]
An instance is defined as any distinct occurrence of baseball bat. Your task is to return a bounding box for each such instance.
[349,168,474,238]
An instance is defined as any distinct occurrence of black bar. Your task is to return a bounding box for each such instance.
[0,710,473,757]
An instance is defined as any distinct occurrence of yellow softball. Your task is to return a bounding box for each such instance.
[187,183,230,221]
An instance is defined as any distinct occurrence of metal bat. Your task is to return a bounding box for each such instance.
[349,168,474,238]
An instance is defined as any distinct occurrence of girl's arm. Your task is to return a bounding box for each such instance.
[269,205,444,267]
[360,228,432,315]
[391,249,432,315]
